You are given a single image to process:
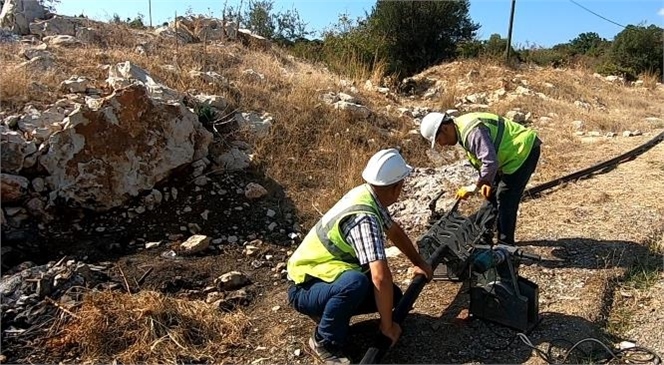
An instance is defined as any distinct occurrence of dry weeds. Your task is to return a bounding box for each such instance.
[46,291,250,364]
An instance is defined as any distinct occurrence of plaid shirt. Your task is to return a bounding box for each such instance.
[339,185,394,266]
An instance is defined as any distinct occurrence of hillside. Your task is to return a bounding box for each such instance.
[1,4,663,365]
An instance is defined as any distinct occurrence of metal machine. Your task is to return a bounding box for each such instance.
[420,193,541,333]
[360,195,541,364]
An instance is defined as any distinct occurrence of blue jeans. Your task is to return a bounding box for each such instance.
[287,270,403,347]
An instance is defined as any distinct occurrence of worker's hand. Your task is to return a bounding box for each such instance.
[379,321,402,347]
[479,184,493,200]
[411,263,433,282]
[455,184,476,200]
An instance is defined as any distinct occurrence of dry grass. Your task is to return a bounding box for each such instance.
[46,291,250,364]
[1,22,662,227]
[412,59,664,184]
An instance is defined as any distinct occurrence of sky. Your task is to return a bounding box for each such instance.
[56,0,664,48]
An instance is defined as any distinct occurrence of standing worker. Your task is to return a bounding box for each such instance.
[419,111,541,246]
[287,148,433,365]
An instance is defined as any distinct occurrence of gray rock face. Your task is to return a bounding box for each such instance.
[1,125,37,173]
[0,0,46,35]
[0,173,29,203]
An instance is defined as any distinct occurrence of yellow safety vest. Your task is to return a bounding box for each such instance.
[454,112,538,175]
[287,184,385,284]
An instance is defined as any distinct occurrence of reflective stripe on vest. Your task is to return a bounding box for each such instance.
[314,203,376,264]
[287,185,384,284]
[454,112,537,175]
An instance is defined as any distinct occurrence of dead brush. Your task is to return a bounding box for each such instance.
[47,291,250,364]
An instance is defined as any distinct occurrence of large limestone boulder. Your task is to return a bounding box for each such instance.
[29,15,80,37]
[0,0,46,35]
[155,25,195,44]
[106,61,181,102]
[1,125,37,173]
[17,105,65,143]
[39,84,213,211]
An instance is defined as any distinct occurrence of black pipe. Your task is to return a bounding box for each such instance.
[358,130,664,364]
[358,241,449,364]
[523,130,664,200]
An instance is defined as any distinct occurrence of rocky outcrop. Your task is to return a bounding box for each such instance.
[106,61,181,102]
[39,83,212,211]
[1,125,38,173]
[0,173,29,203]
[0,0,46,35]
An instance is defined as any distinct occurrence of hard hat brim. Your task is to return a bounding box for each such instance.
[430,118,444,149]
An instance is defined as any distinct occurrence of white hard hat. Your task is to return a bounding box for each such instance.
[362,148,413,186]
[420,112,453,149]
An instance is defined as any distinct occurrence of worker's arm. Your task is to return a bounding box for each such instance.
[369,259,401,346]
[466,125,498,188]
[386,223,433,281]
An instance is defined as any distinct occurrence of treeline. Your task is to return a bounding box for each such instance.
[107,0,663,82]
[460,26,663,80]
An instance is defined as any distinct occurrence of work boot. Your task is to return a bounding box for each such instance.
[308,332,350,365]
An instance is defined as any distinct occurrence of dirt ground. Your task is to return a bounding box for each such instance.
[3,133,663,364]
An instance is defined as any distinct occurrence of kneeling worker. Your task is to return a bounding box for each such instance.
[287,148,433,364]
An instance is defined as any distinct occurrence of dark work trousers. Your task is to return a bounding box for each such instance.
[475,143,541,245]
[287,270,403,347]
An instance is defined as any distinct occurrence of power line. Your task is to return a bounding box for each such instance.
[568,0,627,28]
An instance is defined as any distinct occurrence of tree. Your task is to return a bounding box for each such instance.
[273,6,311,43]
[569,32,609,56]
[243,0,275,39]
[610,24,663,77]
[127,13,145,29]
[364,0,479,76]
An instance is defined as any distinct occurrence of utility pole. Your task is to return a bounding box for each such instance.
[505,0,516,62]
[148,0,152,28]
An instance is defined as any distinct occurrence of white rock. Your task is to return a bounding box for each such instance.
[216,147,251,171]
[195,94,227,110]
[145,241,161,249]
[180,235,211,255]
[333,101,371,118]
[1,125,38,173]
[39,84,211,211]
[194,176,209,186]
[242,69,265,82]
[244,245,259,256]
[244,182,268,199]
[506,110,526,123]
[337,92,358,104]
[60,76,89,93]
[235,112,272,137]
[572,120,585,130]
[385,246,401,258]
[268,222,278,231]
[0,0,46,35]
[31,177,45,192]
[266,209,276,218]
[215,271,250,291]
[43,35,80,47]
[106,61,181,102]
